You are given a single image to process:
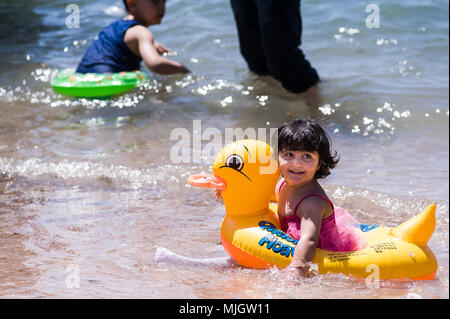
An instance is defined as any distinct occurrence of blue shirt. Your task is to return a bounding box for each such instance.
[76,18,143,73]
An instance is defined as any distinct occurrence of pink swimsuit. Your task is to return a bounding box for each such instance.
[277,180,367,252]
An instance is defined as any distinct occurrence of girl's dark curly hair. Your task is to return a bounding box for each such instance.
[278,118,339,179]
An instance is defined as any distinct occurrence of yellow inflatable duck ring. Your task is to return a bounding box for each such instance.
[187,139,438,280]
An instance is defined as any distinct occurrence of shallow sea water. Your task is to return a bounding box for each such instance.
[0,0,448,298]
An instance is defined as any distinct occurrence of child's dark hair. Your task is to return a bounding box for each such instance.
[278,118,339,179]
[123,0,163,10]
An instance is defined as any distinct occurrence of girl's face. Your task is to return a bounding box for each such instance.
[131,0,166,26]
[278,149,321,187]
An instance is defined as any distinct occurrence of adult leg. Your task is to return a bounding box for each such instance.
[255,0,319,93]
[229,0,269,74]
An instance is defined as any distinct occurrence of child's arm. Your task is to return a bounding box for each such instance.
[153,41,170,55]
[125,25,190,75]
[289,198,327,275]
[272,177,285,202]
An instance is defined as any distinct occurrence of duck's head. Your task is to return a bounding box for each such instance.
[188,139,280,217]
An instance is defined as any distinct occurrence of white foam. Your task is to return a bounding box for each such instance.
[154,247,234,267]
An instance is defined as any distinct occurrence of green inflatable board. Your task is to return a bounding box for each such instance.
[51,69,147,98]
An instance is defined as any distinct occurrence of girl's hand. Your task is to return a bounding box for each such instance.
[287,255,318,278]
[154,41,171,55]
[290,265,314,278]
[214,189,222,200]
[285,264,317,278]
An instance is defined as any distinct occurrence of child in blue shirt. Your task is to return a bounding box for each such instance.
[76,0,189,75]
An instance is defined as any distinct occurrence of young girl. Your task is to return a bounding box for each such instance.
[276,119,367,276]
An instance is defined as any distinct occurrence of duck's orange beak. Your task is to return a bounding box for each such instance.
[187,174,227,191]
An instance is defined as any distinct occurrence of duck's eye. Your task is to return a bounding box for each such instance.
[225,154,244,171]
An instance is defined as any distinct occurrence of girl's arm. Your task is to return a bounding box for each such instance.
[153,41,170,55]
[289,198,327,274]
[126,26,190,75]
[272,177,285,202]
